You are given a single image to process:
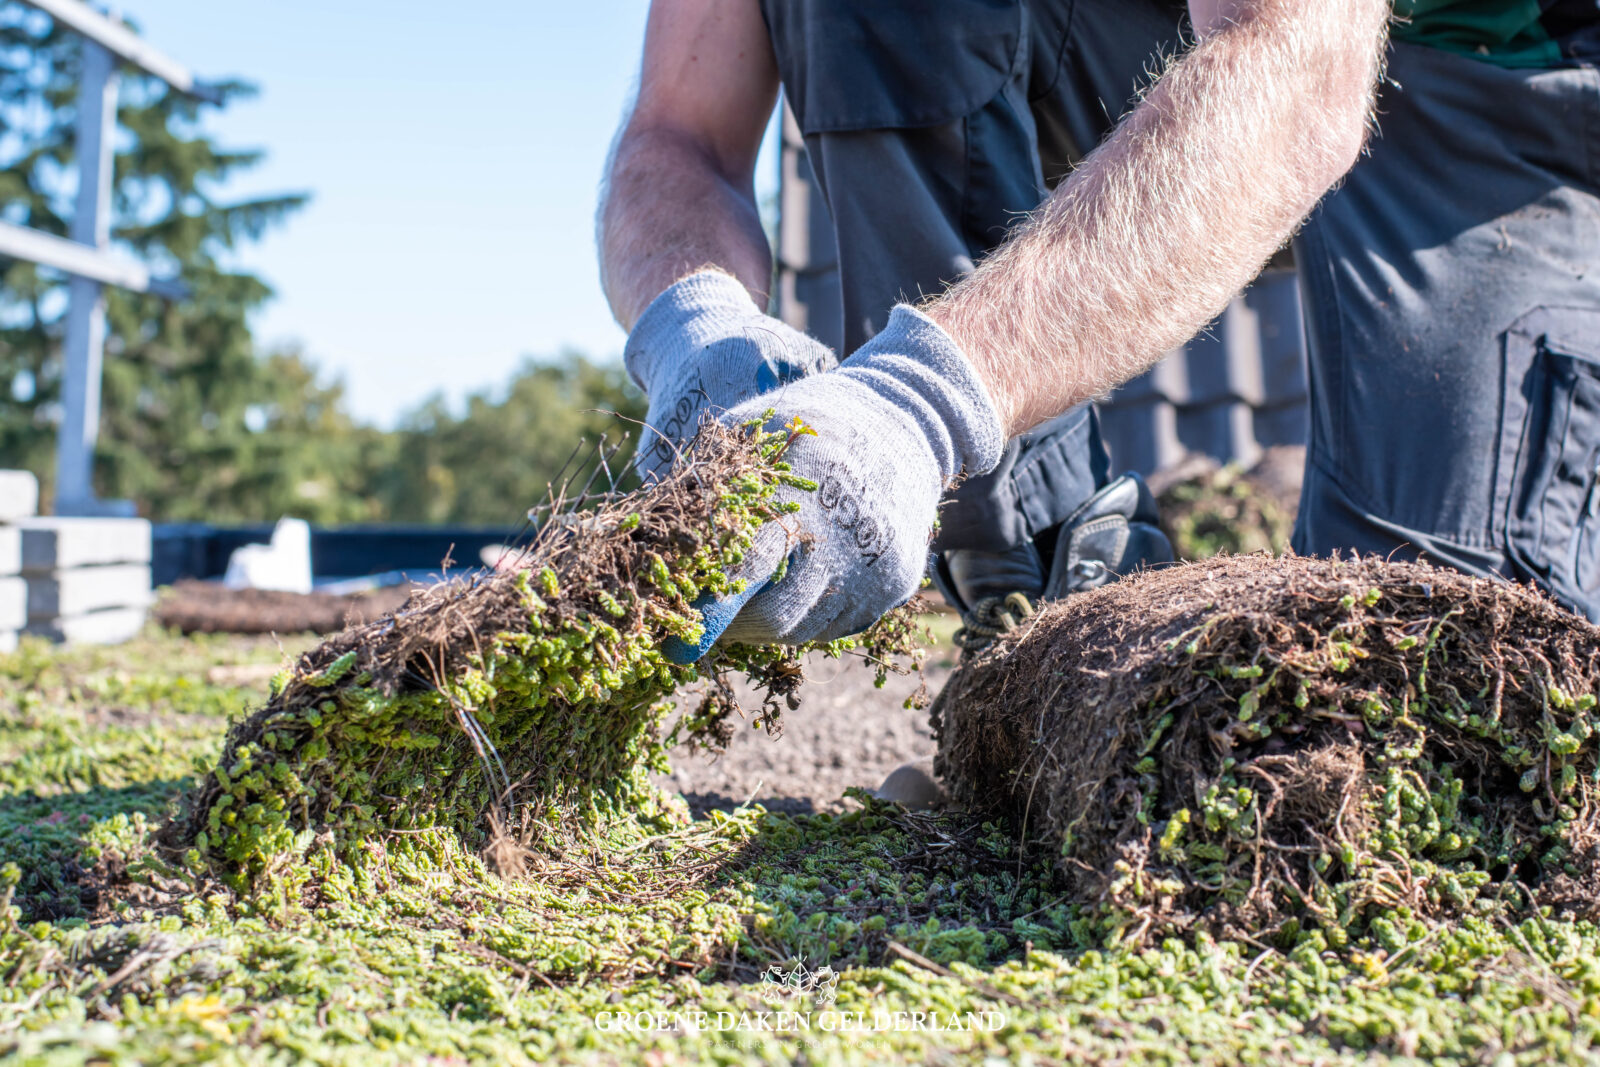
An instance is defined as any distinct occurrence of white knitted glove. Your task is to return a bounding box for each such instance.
[665,305,1005,659]
[624,271,837,483]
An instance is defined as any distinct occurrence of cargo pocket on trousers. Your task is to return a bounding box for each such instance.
[1499,308,1600,620]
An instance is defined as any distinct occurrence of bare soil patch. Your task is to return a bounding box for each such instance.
[661,649,953,815]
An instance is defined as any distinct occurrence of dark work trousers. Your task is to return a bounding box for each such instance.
[763,0,1600,620]
[761,0,1190,554]
[1294,43,1600,620]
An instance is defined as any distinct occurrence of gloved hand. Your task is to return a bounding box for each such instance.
[625,270,838,483]
[665,305,1005,659]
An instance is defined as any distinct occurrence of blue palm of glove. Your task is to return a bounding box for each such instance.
[754,354,808,394]
[661,581,771,665]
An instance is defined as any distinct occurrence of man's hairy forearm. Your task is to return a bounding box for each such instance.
[929,0,1389,435]
[599,128,773,330]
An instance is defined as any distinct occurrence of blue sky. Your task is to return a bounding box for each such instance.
[123,1,779,427]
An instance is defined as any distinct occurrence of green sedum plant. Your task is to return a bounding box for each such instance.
[154,418,924,896]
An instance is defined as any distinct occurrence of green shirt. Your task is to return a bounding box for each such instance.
[1392,0,1600,68]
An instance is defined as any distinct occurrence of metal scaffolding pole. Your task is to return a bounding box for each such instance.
[53,36,119,515]
[6,0,213,515]
[0,221,188,298]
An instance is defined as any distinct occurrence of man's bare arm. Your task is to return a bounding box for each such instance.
[599,0,779,331]
[929,0,1389,435]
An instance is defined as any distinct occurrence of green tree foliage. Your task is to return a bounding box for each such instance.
[0,3,328,517]
[0,6,645,528]
[101,344,398,524]
[376,352,644,525]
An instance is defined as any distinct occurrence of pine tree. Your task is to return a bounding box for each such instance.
[0,4,646,529]
[0,2,387,521]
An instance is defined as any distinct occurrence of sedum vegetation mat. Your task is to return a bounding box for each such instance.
[5,625,1600,1064]
[3,436,1600,1064]
[149,419,857,896]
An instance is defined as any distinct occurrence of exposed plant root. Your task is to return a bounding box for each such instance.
[933,553,1600,945]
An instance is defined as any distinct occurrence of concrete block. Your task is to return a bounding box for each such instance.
[0,471,38,521]
[0,576,23,630]
[0,630,16,655]
[26,605,147,645]
[27,564,152,617]
[0,527,19,577]
[17,517,152,572]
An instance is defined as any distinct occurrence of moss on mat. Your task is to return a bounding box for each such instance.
[4,627,1600,1063]
[7,445,1600,1063]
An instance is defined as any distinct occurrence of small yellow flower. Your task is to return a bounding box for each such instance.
[784,415,818,439]
[177,995,234,1043]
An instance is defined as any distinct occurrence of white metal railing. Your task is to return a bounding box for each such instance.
[9,0,214,515]
[0,220,187,299]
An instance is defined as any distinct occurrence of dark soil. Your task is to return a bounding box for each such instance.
[154,580,414,635]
